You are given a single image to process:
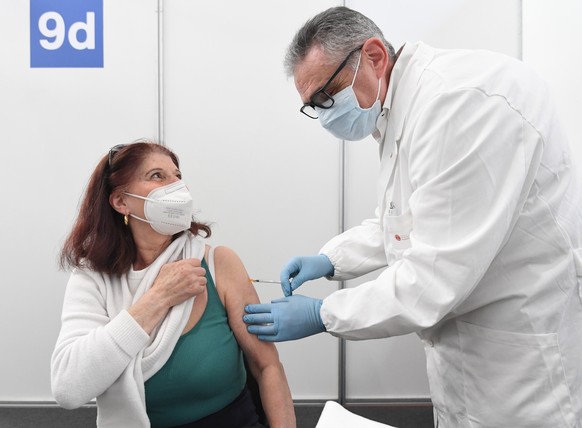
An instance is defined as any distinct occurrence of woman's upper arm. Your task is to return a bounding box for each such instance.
[213,246,282,372]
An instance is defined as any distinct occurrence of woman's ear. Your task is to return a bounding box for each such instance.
[362,37,389,79]
[109,191,128,215]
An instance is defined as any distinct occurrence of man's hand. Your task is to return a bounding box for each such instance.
[280,255,334,296]
[243,295,325,342]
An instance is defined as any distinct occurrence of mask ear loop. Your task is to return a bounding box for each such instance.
[124,192,154,203]
[352,51,382,103]
[123,192,156,226]
[128,213,155,226]
[351,51,363,86]
[375,77,381,101]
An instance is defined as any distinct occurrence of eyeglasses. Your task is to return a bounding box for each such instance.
[108,144,126,167]
[300,45,363,119]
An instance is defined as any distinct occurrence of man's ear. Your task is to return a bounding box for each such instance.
[109,191,128,215]
[362,37,389,79]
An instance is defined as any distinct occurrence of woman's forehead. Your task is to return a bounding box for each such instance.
[135,152,177,173]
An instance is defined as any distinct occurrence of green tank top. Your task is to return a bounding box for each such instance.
[145,258,247,428]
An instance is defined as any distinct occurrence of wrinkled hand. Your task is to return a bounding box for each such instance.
[243,295,325,342]
[152,258,207,308]
[280,255,334,297]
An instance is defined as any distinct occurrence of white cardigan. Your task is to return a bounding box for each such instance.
[51,232,206,427]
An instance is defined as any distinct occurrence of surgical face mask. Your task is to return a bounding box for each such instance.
[317,52,382,141]
[124,180,194,236]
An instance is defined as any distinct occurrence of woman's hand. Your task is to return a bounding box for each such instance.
[129,258,206,334]
[152,258,207,307]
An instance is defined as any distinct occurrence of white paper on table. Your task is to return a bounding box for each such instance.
[315,401,398,428]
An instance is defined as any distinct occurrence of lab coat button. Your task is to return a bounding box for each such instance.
[395,234,401,241]
[389,152,393,158]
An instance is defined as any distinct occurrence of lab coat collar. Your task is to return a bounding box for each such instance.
[375,42,436,213]
[374,42,435,146]
[373,46,401,143]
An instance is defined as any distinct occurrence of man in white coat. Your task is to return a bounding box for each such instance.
[243,6,582,426]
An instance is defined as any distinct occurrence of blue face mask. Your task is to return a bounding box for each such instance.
[316,52,382,141]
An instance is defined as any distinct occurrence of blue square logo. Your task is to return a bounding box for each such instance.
[30,0,103,68]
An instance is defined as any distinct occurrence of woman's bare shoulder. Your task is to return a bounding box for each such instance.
[212,246,251,293]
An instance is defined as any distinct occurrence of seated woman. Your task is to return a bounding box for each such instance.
[51,140,296,428]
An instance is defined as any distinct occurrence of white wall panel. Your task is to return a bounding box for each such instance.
[344,0,522,399]
[0,0,159,400]
[350,0,521,56]
[522,0,582,162]
[161,0,342,400]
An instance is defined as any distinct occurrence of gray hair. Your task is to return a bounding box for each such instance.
[284,6,396,77]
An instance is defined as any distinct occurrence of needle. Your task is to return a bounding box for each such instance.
[249,278,281,284]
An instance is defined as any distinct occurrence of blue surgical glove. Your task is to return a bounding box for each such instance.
[280,255,334,297]
[243,295,325,342]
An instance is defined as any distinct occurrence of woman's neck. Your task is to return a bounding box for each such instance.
[132,233,172,270]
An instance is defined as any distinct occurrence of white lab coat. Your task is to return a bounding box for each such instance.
[320,42,582,427]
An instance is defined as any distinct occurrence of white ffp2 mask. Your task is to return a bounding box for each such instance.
[124,180,194,236]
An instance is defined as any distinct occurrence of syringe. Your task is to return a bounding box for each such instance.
[249,278,281,284]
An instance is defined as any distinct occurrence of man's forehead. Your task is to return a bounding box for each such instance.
[294,46,337,100]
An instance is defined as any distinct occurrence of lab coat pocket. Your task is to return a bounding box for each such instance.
[458,321,574,427]
[384,209,413,254]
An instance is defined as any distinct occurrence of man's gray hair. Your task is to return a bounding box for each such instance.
[284,6,396,77]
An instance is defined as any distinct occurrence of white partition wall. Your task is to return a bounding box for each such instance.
[522,0,582,161]
[161,0,342,400]
[1,0,580,406]
[0,0,159,400]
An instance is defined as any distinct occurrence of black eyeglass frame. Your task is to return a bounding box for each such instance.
[108,144,127,167]
[300,45,364,119]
